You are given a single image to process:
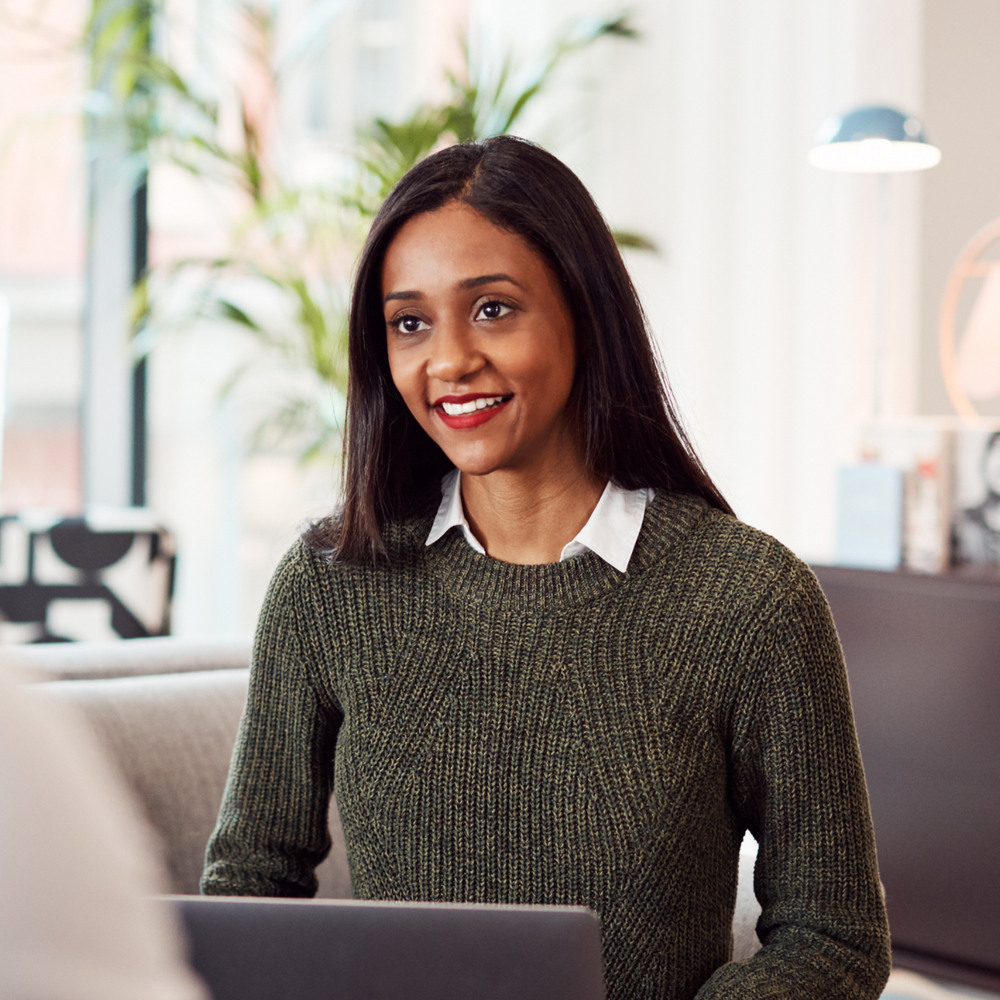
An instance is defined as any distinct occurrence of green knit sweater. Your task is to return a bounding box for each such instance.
[202,490,891,1000]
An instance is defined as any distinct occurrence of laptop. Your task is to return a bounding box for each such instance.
[168,895,606,1000]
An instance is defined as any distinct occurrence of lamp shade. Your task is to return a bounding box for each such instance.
[808,106,941,173]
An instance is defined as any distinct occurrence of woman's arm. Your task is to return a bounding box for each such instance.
[201,545,343,897]
[698,565,891,999]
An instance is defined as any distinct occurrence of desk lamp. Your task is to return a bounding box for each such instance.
[808,106,940,173]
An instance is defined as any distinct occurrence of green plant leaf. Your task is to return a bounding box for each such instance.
[217,299,262,331]
[612,230,660,253]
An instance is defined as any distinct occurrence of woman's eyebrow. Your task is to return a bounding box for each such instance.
[383,289,423,304]
[459,273,524,290]
[383,273,524,306]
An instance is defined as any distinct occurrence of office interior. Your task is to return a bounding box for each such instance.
[0,1,998,998]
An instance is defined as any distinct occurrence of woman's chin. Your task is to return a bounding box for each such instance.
[446,457,505,479]
[435,442,518,479]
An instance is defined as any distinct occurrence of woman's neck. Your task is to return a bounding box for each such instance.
[459,457,605,566]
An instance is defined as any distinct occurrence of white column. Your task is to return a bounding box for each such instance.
[83,129,135,509]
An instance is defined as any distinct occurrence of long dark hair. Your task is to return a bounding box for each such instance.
[306,135,732,562]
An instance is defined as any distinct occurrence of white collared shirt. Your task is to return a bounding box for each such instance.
[425,468,654,573]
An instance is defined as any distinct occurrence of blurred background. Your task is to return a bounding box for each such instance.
[1,0,998,639]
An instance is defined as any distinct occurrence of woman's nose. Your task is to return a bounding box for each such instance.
[426,321,485,383]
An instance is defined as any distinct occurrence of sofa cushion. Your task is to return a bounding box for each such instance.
[36,669,351,899]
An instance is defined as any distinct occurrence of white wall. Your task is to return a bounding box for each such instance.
[472,0,928,562]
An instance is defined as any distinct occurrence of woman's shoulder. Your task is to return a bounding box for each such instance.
[273,490,439,586]
[644,491,826,612]
[257,504,437,654]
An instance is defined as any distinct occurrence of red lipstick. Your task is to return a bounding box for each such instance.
[432,393,512,430]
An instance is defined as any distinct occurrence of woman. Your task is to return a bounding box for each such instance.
[203,136,891,1000]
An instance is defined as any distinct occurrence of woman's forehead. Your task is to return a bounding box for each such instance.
[381,203,546,297]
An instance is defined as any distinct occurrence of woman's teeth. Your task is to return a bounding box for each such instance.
[440,396,507,416]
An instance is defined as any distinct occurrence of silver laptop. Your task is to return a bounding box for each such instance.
[169,896,606,1000]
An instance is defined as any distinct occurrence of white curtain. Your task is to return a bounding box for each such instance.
[472,0,926,561]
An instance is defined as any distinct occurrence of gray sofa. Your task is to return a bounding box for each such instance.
[6,638,762,960]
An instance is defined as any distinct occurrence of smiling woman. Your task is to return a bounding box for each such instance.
[202,137,892,1000]
[318,136,731,566]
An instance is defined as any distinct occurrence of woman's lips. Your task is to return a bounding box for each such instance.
[433,395,512,429]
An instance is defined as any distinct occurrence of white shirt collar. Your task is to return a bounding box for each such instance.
[425,468,653,573]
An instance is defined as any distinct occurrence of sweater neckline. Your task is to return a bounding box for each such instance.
[419,489,710,611]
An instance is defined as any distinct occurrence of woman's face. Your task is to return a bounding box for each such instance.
[382,200,579,479]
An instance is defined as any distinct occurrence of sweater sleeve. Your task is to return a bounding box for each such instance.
[696,564,891,1000]
[201,544,342,897]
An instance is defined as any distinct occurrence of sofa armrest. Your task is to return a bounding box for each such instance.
[4,636,252,682]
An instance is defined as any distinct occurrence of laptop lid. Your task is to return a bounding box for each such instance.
[169,896,606,1000]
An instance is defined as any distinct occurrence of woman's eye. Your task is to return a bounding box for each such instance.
[392,315,428,335]
[475,300,512,321]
